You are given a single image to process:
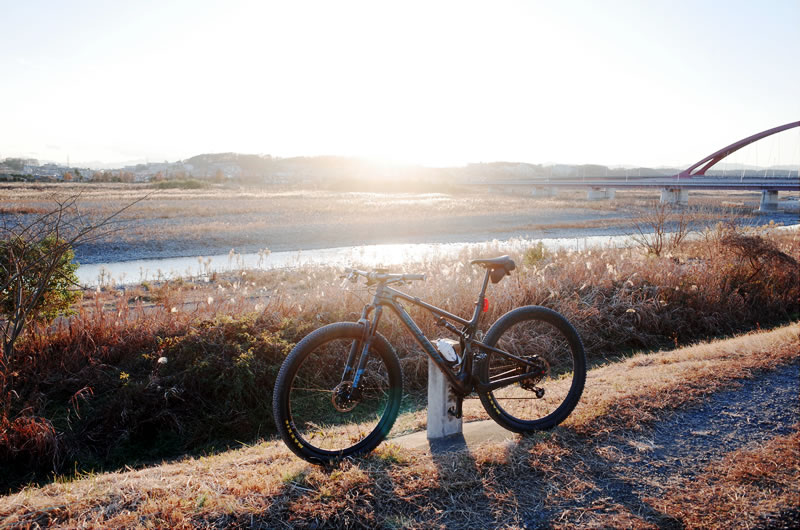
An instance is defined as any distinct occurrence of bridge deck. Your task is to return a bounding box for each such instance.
[484,177,800,192]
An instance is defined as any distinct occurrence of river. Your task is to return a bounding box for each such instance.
[76,233,637,286]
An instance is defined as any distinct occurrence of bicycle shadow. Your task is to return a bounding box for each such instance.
[419,428,685,528]
[424,433,501,527]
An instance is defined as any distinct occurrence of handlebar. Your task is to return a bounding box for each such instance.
[343,268,427,285]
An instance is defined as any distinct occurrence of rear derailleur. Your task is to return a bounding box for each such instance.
[518,356,549,398]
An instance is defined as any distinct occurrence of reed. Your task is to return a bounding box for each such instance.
[1,223,797,489]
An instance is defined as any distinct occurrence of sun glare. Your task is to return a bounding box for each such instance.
[0,1,798,167]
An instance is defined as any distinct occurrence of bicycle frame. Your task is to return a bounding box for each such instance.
[345,268,544,398]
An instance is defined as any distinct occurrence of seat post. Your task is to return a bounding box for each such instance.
[470,269,492,325]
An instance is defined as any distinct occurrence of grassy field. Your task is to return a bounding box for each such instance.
[1,323,797,528]
[1,220,797,492]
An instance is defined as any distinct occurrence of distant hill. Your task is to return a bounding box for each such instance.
[17,153,789,186]
[172,153,797,183]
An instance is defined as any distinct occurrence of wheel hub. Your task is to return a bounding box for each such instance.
[331,382,360,412]
[517,356,549,396]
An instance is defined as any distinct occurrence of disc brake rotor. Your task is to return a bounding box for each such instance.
[331,382,360,412]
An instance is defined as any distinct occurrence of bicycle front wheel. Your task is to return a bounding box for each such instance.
[478,306,586,432]
[272,322,402,463]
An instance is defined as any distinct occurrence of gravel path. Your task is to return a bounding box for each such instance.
[544,362,800,528]
[392,361,799,527]
[614,362,799,481]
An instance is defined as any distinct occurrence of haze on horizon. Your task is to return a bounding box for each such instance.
[1,0,799,170]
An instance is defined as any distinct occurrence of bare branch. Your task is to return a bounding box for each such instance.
[1,193,149,293]
[630,202,693,257]
[1,192,150,363]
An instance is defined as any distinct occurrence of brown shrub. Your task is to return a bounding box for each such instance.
[0,413,57,474]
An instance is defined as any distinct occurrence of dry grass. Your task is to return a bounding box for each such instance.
[1,182,591,220]
[0,182,773,226]
[1,322,797,528]
[0,183,767,257]
[566,322,800,435]
[1,224,798,489]
[649,428,800,529]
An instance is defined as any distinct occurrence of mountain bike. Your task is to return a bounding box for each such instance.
[272,256,586,463]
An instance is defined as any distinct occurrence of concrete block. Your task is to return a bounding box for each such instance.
[532,187,556,198]
[427,357,462,439]
[756,190,780,213]
[660,188,689,206]
[587,187,615,200]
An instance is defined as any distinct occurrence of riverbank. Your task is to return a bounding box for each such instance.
[2,222,797,491]
[3,182,795,268]
[67,198,800,266]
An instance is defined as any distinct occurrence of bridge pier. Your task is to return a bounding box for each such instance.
[427,357,462,440]
[660,188,688,206]
[532,186,556,198]
[586,187,615,200]
[756,190,780,213]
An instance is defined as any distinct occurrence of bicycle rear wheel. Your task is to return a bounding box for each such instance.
[273,322,402,463]
[478,306,586,432]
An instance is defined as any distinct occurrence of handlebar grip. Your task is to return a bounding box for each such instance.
[403,274,426,281]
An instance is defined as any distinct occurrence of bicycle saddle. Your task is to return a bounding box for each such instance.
[470,255,516,283]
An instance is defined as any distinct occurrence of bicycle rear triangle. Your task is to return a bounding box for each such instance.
[273,256,586,463]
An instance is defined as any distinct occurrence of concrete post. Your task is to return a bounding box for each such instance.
[757,190,779,213]
[660,188,689,206]
[427,357,462,439]
[532,186,556,198]
[587,187,615,200]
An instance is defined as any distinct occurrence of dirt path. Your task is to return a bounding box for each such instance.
[394,362,799,528]
[549,362,799,528]
[606,362,798,485]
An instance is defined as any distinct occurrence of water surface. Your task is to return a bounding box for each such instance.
[76,233,634,286]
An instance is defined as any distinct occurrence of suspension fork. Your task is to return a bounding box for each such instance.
[341,304,373,381]
[352,305,383,390]
[348,304,384,391]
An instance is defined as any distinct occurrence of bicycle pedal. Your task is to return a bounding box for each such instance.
[447,404,463,419]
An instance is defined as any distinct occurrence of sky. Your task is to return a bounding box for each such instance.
[1,0,798,169]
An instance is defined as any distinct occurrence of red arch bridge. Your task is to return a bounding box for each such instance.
[483,121,800,212]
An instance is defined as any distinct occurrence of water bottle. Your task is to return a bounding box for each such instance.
[435,338,461,367]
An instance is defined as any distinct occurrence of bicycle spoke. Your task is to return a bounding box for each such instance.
[481,308,584,427]
[286,334,395,452]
